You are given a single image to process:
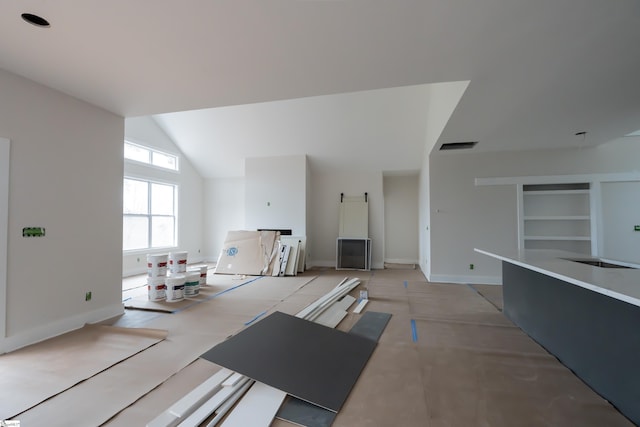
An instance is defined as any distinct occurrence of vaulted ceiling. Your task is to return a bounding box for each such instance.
[2,1,639,177]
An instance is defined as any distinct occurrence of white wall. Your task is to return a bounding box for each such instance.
[428,137,640,284]
[308,168,384,268]
[245,155,307,235]
[383,174,419,264]
[204,177,245,262]
[0,138,10,352]
[600,181,640,264]
[418,81,470,278]
[430,153,517,284]
[123,117,205,276]
[0,69,124,352]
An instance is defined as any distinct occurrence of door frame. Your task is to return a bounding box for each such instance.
[1,137,10,352]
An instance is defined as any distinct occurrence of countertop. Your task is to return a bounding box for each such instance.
[475,248,640,307]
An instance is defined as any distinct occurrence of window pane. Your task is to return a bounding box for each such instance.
[123,216,149,250]
[151,216,175,248]
[152,151,178,171]
[151,183,175,215]
[124,142,150,163]
[123,179,148,214]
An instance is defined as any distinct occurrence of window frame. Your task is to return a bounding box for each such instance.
[124,140,180,173]
[123,175,179,253]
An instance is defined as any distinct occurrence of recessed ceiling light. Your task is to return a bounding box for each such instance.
[21,13,50,28]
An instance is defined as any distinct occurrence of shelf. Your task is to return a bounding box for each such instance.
[524,216,590,221]
[524,236,591,241]
[519,182,593,255]
[524,190,590,196]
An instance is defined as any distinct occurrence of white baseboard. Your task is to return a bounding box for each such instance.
[428,274,502,285]
[307,259,384,271]
[1,302,124,354]
[307,260,336,269]
[384,258,420,265]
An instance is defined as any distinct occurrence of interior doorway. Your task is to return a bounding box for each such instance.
[383,173,419,266]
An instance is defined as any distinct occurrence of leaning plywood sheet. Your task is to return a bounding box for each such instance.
[214,230,278,275]
[0,324,167,420]
[200,311,377,412]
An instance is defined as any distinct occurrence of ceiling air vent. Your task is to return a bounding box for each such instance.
[439,141,478,151]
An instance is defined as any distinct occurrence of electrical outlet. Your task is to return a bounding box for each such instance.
[85,291,92,301]
[469,264,474,270]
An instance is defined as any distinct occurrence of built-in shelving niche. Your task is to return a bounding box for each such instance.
[519,183,593,254]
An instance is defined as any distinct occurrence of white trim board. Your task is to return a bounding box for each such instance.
[0,138,9,353]
[219,382,287,427]
[384,258,419,265]
[475,172,640,187]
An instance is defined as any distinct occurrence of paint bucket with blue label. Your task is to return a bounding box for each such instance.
[184,271,200,297]
[165,275,185,302]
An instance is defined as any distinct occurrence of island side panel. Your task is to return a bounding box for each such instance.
[502,261,640,425]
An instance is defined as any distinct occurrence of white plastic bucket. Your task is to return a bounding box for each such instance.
[189,265,208,286]
[165,275,185,302]
[184,271,200,297]
[169,251,188,274]
[147,254,168,277]
[147,276,166,301]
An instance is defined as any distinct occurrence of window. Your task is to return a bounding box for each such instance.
[124,141,179,171]
[123,178,177,251]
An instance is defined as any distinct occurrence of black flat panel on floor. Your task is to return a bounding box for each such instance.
[277,396,337,427]
[276,311,393,426]
[200,311,377,412]
[348,311,392,342]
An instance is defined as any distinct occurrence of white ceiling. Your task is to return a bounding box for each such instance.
[2,1,640,177]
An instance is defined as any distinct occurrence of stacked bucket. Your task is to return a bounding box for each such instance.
[147,251,207,302]
[165,251,188,302]
[146,254,168,301]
